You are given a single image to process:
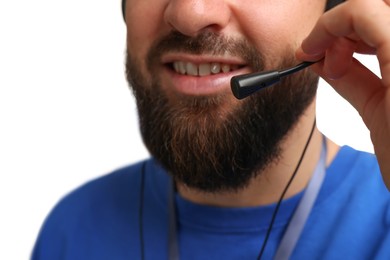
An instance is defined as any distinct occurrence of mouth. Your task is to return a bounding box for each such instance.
[161,55,251,96]
[168,61,246,76]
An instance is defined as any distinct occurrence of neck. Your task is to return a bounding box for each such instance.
[177,103,339,207]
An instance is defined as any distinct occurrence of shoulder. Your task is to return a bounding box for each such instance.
[298,147,390,259]
[325,146,384,192]
[320,145,390,229]
[314,146,390,230]
[56,160,147,213]
[32,158,165,260]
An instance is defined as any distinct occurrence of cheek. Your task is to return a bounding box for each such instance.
[235,0,324,60]
[282,1,325,41]
[125,1,168,70]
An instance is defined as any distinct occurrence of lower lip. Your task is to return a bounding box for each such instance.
[163,66,251,96]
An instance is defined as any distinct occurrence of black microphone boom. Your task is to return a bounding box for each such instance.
[230,61,316,100]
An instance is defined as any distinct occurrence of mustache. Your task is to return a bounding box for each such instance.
[146,30,265,71]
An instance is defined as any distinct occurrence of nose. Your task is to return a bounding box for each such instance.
[164,0,231,37]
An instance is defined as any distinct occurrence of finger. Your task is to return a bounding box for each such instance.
[301,0,389,53]
[346,33,376,54]
[354,42,376,55]
[312,58,383,124]
[296,36,376,60]
[300,0,390,86]
[323,37,355,79]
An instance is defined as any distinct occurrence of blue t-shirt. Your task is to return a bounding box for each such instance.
[32,146,390,259]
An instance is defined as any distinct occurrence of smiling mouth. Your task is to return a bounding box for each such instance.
[167,61,247,77]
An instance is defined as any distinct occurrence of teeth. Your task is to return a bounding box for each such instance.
[221,64,230,73]
[173,62,180,73]
[210,63,221,74]
[186,62,198,76]
[178,62,186,75]
[199,63,211,76]
[172,61,237,76]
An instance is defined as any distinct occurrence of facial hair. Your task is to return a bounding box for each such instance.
[126,31,319,193]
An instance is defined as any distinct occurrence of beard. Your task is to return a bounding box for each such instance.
[126,31,319,193]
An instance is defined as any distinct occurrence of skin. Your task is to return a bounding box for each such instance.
[296,0,390,189]
[125,0,390,206]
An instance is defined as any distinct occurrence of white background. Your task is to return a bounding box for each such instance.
[0,0,379,259]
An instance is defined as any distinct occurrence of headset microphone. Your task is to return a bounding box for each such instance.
[230,61,317,99]
[229,0,345,100]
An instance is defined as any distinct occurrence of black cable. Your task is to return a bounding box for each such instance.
[257,118,317,260]
[139,119,317,260]
[139,162,146,260]
[278,62,316,78]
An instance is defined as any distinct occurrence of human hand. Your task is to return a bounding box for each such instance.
[296,0,390,189]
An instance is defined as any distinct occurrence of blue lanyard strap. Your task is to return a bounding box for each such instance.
[274,139,327,259]
[168,139,327,260]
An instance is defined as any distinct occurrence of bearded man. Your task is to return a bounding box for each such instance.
[33,0,390,259]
